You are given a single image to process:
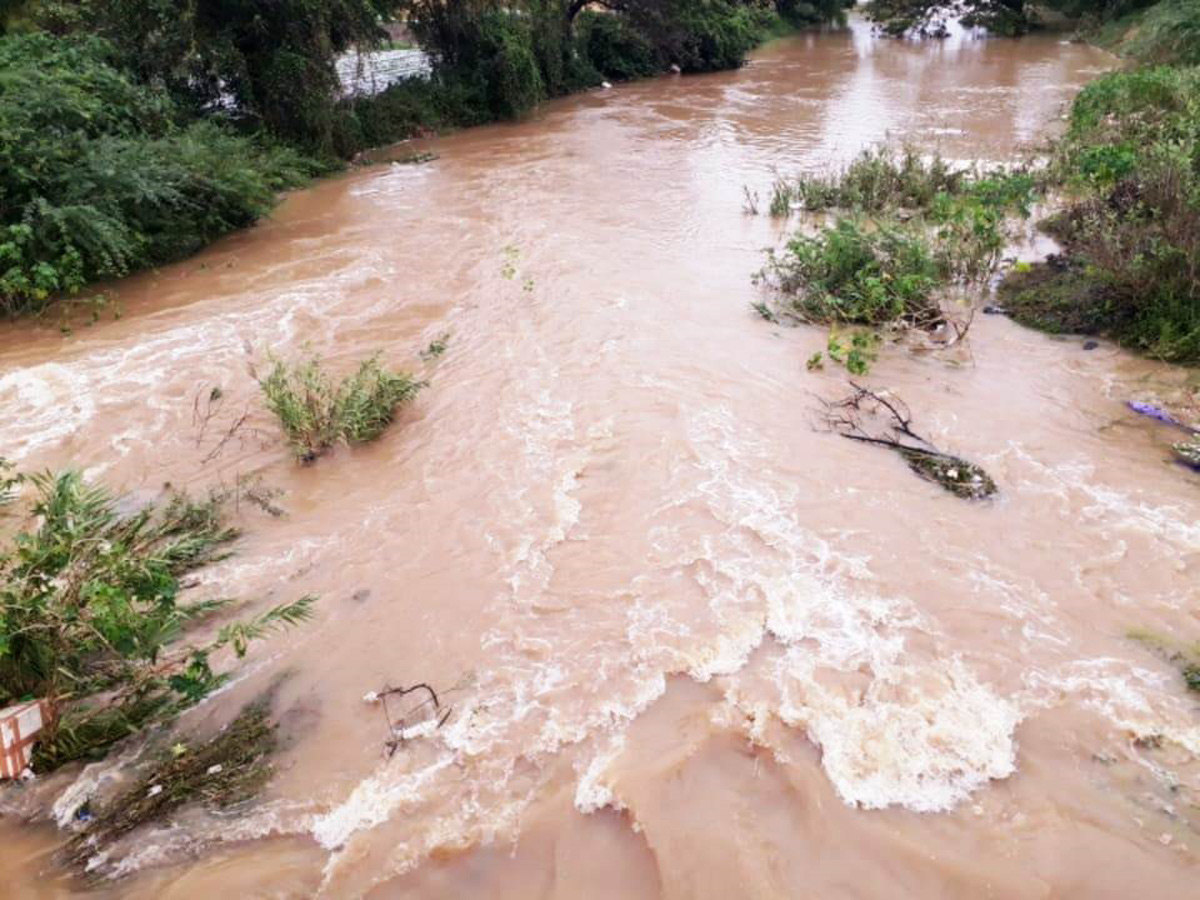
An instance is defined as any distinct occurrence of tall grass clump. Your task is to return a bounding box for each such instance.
[259,353,424,462]
[0,470,315,770]
[783,147,967,213]
[1001,65,1200,363]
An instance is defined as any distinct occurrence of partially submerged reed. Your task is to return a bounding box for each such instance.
[258,353,424,462]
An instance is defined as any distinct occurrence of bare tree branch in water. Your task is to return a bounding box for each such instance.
[818,383,997,499]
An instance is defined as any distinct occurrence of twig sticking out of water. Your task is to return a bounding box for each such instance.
[818,383,997,500]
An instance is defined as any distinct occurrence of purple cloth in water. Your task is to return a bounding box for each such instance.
[1128,400,1179,426]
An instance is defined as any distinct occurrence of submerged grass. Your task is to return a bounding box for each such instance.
[757,147,1037,335]
[259,353,424,463]
[66,701,278,868]
[0,470,314,770]
[1129,628,1200,693]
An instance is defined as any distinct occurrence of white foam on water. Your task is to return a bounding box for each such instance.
[677,406,1021,812]
[574,731,628,814]
[310,756,455,850]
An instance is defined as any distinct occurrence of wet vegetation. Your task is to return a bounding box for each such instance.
[258,353,424,463]
[999,64,1200,363]
[1129,628,1200,693]
[756,150,1036,335]
[65,700,278,868]
[0,468,314,771]
[759,218,946,329]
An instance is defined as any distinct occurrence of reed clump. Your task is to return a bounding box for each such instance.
[258,353,424,463]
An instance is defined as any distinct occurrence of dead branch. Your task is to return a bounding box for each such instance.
[818,384,997,500]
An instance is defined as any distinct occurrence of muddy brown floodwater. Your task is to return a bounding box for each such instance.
[3,16,1199,900]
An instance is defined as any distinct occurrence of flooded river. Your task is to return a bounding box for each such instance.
[3,17,1198,900]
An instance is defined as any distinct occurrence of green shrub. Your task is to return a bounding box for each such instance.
[1095,0,1200,66]
[759,218,944,327]
[1067,65,1200,139]
[0,470,315,770]
[0,33,318,316]
[1002,64,1200,364]
[259,353,424,462]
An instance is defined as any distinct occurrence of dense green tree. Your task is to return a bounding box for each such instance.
[5,1,404,152]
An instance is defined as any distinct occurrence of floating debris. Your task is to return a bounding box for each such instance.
[1129,400,1182,426]
[1173,439,1200,470]
[897,447,997,501]
[65,702,277,870]
[365,683,452,758]
[818,384,997,500]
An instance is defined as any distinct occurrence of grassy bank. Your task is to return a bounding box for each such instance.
[998,63,1200,363]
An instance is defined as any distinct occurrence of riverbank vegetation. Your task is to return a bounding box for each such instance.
[0,34,319,317]
[0,469,314,771]
[0,1,846,312]
[999,63,1200,362]
[258,353,424,463]
[332,0,847,156]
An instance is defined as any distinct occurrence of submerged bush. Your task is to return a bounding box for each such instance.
[759,218,944,327]
[0,33,318,316]
[66,701,279,867]
[0,471,315,770]
[259,353,424,462]
[757,151,1033,330]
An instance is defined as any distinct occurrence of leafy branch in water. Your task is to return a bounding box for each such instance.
[818,384,997,500]
[0,470,315,770]
[257,352,425,463]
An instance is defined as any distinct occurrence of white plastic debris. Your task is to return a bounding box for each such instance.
[206,764,223,776]
[147,784,163,798]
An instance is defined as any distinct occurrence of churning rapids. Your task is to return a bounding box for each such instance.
[2,18,1198,900]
